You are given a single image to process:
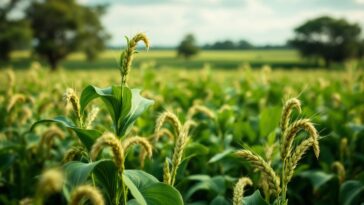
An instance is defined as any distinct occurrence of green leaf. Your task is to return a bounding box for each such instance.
[80,85,122,133]
[80,85,113,114]
[259,106,280,137]
[298,170,335,191]
[339,180,364,205]
[63,160,112,199]
[210,195,229,205]
[208,148,234,163]
[243,190,268,205]
[93,160,119,204]
[123,170,183,205]
[185,176,226,199]
[117,88,154,136]
[30,116,102,150]
[79,85,153,137]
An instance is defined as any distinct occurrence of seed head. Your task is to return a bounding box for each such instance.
[37,168,64,195]
[155,111,182,137]
[187,105,216,120]
[63,88,81,123]
[90,132,125,173]
[120,33,150,85]
[280,98,301,133]
[6,94,25,112]
[39,126,65,149]
[281,119,319,160]
[122,136,153,159]
[284,137,319,183]
[154,128,175,142]
[236,150,281,195]
[233,177,253,205]
[170,122,191,186]
[163,158,171,184]
[85,106,100,129]
[69,185,105,205]
[63,146,84,163]
[332,161,345,183]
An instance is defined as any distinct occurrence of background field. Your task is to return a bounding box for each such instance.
[5,49,321,71]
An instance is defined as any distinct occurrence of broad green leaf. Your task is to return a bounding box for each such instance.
[117,88,154,136]
[79,85,153,137]
[184,143,209,159]
[123,170,158,205]
[185,175,226,199]
[267,131,276,144]
[187,175,211,181]
[210,195,229,205]
[339,180,364,205]
[124,170,158,189]
[80,85,113,114]
[137,183,183,205]
[120,86,132,120]
[63,160,112,199]
[80,85,122,132]
[208,148,234,163]
[298,170,335,191]
[123,170,183,205]
[93,160,119,204]
[243,190,268,205]
[30,116,102,150]
[259,106,280,137]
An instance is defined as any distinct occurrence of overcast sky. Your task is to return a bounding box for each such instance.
[78,0,364,46]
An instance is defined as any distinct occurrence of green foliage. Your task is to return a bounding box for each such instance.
[243,190,269,205]
[177,34,199,59]
[0,0,32,61]
[289,16,364,67]
[1,45,364,205]
[26,0,109,70]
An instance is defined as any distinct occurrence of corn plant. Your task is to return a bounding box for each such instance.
[234,98,320,205]
[31,33,183,205]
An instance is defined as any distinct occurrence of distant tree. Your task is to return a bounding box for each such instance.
[213,40,235,50]
[26,0,109,70]
[0,0,32,61]
[177,34,199,59]
[358,40,364,59]
[289,16,363,67]
[203,39,253,50]
[237,40,253,49]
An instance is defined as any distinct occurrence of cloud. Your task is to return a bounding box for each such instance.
[355,0,364,4]
[102,0,364,46]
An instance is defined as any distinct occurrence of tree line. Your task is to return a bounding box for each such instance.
[177,16,364,67]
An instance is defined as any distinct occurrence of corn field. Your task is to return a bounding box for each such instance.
[1,34,364,205]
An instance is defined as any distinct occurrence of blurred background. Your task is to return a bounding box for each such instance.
[1,0,364,71]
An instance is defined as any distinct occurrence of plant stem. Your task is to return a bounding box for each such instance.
[281,159,287,205]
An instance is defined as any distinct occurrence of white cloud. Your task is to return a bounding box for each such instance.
[355,0,364,4]
[103,0,364,46]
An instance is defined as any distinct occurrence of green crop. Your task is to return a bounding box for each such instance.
[0,35,364,205]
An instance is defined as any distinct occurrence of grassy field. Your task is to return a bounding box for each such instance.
[5,49,319,70]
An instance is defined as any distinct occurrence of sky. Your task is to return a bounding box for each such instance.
[80,0,364,46]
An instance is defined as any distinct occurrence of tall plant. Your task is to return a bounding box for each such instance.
[31,33,183,205]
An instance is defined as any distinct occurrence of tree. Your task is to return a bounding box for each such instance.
[177,34,199,59]
[26,0,109,70]
[289,16,363,67]
[237,40,253,49]
[0,0,32,61]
